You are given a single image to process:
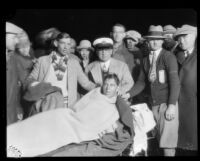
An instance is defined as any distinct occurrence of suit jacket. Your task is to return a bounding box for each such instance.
[142,48,180,106]
[26,53,96,108]
[176,48,197,150]
[86,58,134,95]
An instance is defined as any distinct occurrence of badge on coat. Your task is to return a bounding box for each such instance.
[158,70,165,83]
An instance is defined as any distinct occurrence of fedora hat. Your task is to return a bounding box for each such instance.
[124,30,142,43]
[174,24,197,39]
[143,25,165,39]
[77,40,94,51]
[93,37,113,49]
[163,25,177,34]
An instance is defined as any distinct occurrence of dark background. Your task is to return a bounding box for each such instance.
[6,9,197,43]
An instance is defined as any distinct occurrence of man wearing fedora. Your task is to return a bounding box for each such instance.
[86,37,134,96]
[142,25,180,156]
[163,25,179,53]
[174,25,197,155]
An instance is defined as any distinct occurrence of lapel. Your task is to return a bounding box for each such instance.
[177,47,197,66]
[42,55,52,81]
[155,48,165,66]
[90,61,103,85]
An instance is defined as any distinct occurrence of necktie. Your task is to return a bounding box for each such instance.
[149,52,157,83]
[102,63,107,72]
[102,63,108,80]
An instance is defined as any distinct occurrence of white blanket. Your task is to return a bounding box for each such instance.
[7,88,119,157]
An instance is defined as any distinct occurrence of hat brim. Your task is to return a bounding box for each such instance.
[95,43,113,49]
[143,35,166,39]
[174,30,196,38]
[124,37,138,42]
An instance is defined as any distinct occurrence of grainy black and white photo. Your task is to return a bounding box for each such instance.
[6,9,197,157]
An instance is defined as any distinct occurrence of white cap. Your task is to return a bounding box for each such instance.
[93,37,113,48]
[6,22,23,34]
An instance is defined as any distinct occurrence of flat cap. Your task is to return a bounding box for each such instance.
[174,24,197,38]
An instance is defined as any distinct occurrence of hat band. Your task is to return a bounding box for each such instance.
[147,31,164,36]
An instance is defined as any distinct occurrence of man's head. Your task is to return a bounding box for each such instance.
[6,22,23,51]
[124,30,141,51]
[174,25,197,51]
[102,73,119,98]
[143,25,165,51]
[93,37,114,62]
[53,32,71,56]
[70,38,77,54]
[111,23,126,43]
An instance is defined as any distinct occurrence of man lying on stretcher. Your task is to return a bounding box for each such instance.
[7,73,134,157]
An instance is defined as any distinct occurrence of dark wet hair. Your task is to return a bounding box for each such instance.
[103,73,120,86]
[112,23,126,32]
[55,32,70,41]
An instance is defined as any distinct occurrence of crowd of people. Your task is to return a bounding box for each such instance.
[6,21,197,157]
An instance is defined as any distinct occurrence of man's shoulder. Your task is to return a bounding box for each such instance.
[87,61,99,70]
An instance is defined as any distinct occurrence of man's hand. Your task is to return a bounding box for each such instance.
[165,104,176,121]
[17,113,23,121]
[121,93,130,101]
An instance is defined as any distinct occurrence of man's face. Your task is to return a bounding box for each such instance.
[6,33,18,50]
[55,38,71,56]
[102,78,118,98]
[112,26,126,43]
[125,38,137,51]
[97,48,113,62]
[80,48,90,60]
[148,39,164,51]
[177,34,196,51]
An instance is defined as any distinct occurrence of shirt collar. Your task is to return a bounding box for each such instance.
[100,59,111,69]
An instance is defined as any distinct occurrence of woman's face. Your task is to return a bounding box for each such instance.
[80,48,90,60]
[102,78,118,98]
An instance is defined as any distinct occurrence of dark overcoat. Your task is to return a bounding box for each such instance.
[176,48,197,150]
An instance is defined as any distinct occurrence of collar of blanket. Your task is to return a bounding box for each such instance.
[51,52,68,81]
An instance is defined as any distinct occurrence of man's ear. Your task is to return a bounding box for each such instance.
[53,40,58,48]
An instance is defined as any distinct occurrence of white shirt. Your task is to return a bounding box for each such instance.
[100,60,111,72]
[149,48,163,65]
